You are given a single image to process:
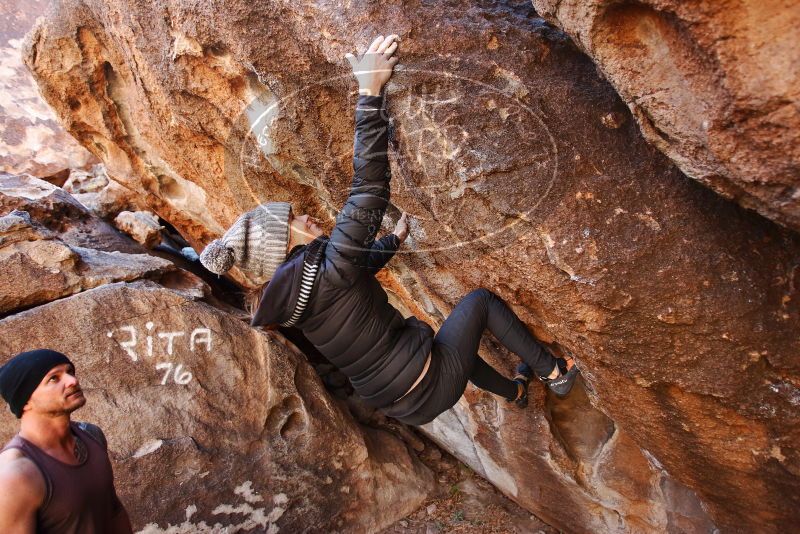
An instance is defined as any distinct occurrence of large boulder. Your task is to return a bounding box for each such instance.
[21,0,800,531]
[0,281,434,532]
[530,0,800,232]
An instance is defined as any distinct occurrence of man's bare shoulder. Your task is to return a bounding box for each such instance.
[0,448,45,503]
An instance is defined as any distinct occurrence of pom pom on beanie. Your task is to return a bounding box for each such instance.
[198,202,292,283]
[199,239,235,275]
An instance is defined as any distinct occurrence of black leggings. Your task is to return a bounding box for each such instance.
[382,288,556,425]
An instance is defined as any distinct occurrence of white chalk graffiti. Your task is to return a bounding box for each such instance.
[114,326,138,361]
[190,328,212,352]
[155,363,193,385]
[106,323,213,386]
[136,482,287,534]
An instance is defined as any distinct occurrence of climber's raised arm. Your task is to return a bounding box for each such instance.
[325,35,400,286]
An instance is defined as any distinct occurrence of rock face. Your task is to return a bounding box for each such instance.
[20,0,800,532]
[0,281,433,532]
[114,210,164,248]
[420,376,716,533]
[64,164,149,218]
[530,0,800,232]
[0,0,97,178]
[0,208,174,314]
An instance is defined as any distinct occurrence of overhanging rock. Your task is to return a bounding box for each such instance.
[21,0,800,530]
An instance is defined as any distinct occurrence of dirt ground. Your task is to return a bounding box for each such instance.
[381,432,557,534]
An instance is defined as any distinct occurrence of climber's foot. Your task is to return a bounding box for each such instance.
[507,362,532,408]
[540,356,579,398]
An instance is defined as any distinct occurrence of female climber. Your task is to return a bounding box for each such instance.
[199,34,579,426]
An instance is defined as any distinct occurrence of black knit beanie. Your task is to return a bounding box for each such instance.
[0,349,73,418]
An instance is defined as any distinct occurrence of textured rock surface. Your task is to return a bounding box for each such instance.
[0,172,144,253]
[530,0,800,232]
[21,0,800,531]
[65,164,149,218]
[0,281,434,532]
[0,0,97,177]
[114,210,164,248]
[0,209,174,314]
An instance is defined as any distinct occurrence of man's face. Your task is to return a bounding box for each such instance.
[23,363,85,417]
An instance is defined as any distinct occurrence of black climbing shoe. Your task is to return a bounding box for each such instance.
[540,357,579,398]
[507,362,532,408]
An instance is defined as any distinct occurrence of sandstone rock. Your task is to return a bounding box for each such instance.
[0,0,97,178]
[66,164,149,219]
[422,376,715,533]
[0,209,174,314]
[114,210,164,248]
[1,172,143,253]
[0,208,47,244]
[22,0,800,531]
[456,478,557,533]
[530,0,800,232]
[0,281,434,532]
[0,172,207,313]
[64,164,111,194]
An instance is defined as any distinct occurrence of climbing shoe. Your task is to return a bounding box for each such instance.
[507,362,533,408]
[540,357,579,398]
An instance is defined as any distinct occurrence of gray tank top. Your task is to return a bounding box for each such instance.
[1,422,118,533]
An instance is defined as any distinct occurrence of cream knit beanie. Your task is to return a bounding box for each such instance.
[200,202,291,283]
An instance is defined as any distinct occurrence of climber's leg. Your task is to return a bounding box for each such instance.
[382,288,574,426]
[380,341,521,426]
[439,288,556,374]
[467,355,518,400]
[436,288,579,398]
[432,288,552,398]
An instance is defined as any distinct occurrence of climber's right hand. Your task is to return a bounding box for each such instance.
[345,34,400,96]
[392,212,410,244]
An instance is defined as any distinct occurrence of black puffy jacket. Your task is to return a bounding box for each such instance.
[251,94,433,409]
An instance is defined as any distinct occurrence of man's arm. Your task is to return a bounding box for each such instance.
[0,450,45,534]
[325,35,400,287]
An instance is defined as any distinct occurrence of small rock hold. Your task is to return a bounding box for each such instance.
[114,210,163,248]
[426,504,437,515]
[600,111,626,129]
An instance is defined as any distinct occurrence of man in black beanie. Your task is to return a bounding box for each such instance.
[0,349,132,533]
